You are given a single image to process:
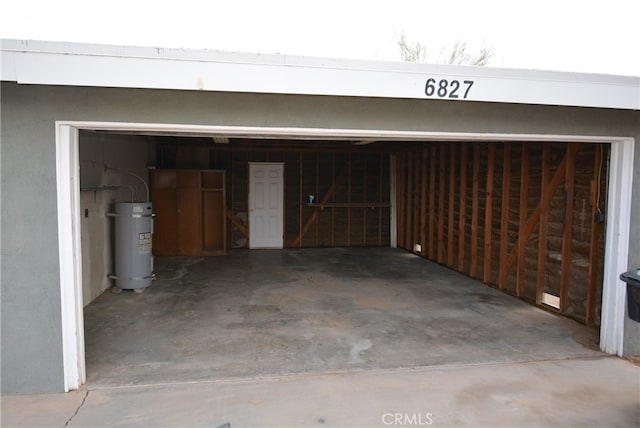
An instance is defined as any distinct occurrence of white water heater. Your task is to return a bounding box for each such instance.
[111,202,154,291]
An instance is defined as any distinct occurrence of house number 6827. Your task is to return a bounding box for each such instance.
[425,78,474,99]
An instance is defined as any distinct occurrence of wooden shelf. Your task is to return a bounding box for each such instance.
[307,202,390,210]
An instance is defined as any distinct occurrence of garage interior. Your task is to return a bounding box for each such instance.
[79,130,608,386]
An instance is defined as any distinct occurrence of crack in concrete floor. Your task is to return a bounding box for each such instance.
[62,390,89,428]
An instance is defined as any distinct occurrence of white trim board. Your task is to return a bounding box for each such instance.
[56,124,85,391]
[600,139,635,354]
[56,121,634,390]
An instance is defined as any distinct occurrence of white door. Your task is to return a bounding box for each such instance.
[249,163,284,249]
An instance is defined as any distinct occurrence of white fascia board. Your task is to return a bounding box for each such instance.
[1,43,17,81]
[1,39,639,110]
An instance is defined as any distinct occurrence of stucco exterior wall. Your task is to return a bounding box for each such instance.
[2,81,639,393]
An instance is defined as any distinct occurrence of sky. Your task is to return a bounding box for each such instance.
[1,0,639,77]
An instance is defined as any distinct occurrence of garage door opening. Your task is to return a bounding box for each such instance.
[57,122,633,391]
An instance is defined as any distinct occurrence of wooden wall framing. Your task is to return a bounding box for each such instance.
[396,142,608,326]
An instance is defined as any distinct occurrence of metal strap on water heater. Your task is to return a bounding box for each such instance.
[107,213,155,218]
[108,273,156,281]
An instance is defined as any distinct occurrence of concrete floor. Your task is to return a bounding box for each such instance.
[3,248,640,427]
[83,248,603,387]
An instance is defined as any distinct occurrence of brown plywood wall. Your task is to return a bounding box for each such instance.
[396,142,608,326]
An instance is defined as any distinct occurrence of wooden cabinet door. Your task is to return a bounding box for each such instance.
[153,171,178,254]
[153,169,225,256]
[176,171,202,255]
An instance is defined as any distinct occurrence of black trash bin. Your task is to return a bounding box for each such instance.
[619,269,640,322]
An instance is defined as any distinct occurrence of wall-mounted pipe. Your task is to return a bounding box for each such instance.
[105,166,150,202]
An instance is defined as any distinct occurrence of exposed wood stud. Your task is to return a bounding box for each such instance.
[363,156,368,246]
[397,153,406,249]
[283,154,287,244]
[406,151,414,250]
[458,144,467,272]
[316,153,320,246]
[421,147,428,256]
[484,143,495,284]
[516,144,529,296]
[379,152,384,246]
[447,144,456,266]
[437,144,446,263]
[231,151,235,242]
[560,143,578,313]
[231,152,235,213]
[428,145,437,259]
[470,143,480,277]
[299,152,303,248]
[586,144,604,324]
[536,143,551,304]
[348,152,352,246]
[414,151,421,252]
[499,143,511,289]
[331,152,336,246]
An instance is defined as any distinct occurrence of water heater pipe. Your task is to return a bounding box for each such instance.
[106,166,150,202]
